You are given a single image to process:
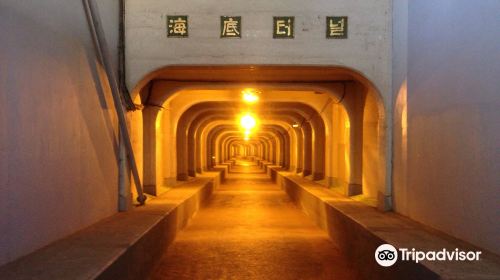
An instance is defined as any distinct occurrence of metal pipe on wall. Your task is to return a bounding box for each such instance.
[118,0,136,111]
[82,0,147,206]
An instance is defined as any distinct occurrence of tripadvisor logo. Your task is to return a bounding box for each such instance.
[375,244,482,267]
[375,244,398,267]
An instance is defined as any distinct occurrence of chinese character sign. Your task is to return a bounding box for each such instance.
[165,15,350,40]
[273,17,294,39]
[221,16,241,38]
[327,16,348,39]
[167,16,188,37]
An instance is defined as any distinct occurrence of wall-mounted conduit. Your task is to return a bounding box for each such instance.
[82,0,147,206]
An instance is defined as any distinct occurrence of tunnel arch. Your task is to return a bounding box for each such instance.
[130,65,389,209]
[172,102,325,180]
[214,126,290,169]
[195,113,302,173]
[194,116,301,173]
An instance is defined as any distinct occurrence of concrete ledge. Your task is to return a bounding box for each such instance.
[270,168,500,280]
[211,165,229,182]
[0,172,223,280]
[217,160,235,172]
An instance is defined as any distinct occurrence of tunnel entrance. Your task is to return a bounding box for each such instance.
[130,66,387,208]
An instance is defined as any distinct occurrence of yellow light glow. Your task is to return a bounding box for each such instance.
[243,129,251,141]
[240,113,257,130]
[242,89,259,103]
[292,123,300,128]
[344,119,350,128]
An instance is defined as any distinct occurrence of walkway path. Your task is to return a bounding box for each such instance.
[151,161,360,280]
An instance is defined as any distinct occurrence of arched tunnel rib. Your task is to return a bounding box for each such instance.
[172,101,326,184]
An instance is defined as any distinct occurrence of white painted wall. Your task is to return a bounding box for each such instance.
[0,0,120,265]
[125,0,392,105]
[392,0,500,254]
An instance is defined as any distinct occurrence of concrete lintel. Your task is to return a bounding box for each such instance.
[149,81,346,105]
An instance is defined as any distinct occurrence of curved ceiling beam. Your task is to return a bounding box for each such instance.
[208,126,286,170]
[195,119,297,173]
[210,126,286,167]
[175,102,321,178]
[186,113,300,175]
[147,81,345,107]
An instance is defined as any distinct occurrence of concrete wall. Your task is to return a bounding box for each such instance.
[392,0,500,254]
[0,0,121,265]
[362,92,382,199]
[125,0,392,105]
[329,103,350,190]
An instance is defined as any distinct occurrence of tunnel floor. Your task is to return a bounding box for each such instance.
[151,160,360,280]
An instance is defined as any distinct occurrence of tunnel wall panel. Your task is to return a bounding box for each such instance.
[0,0,121,266]
[392,0,500,255]
[362,91,382,199]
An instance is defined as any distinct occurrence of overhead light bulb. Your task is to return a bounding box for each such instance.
[240,113,256,130]
[242,89,259,103]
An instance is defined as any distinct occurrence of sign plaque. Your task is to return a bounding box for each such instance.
[167,15,189,37]
[326,16,348,39]
[273,16,294,39]
[221,16,242,38]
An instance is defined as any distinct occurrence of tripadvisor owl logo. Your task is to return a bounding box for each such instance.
[375,243,482,267]
[375,244,398,267]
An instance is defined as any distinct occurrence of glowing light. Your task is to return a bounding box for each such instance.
[243,129,252,141]
[242,89,260,103]
[240,113,257,130]
[292,123,300,128]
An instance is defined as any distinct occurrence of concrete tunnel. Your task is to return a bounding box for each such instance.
[2,1,500,278]
[132,66,386,206]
